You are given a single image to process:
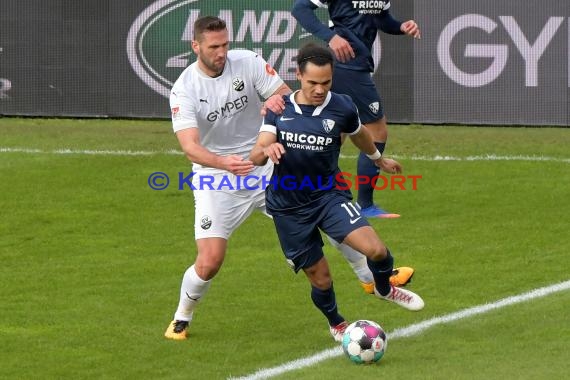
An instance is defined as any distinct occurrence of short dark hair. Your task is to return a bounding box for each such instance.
[193,16,227,41]
[296,43,334,73]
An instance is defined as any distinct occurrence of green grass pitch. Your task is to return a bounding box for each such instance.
[1,118,569,379]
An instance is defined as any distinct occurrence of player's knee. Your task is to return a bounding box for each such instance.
[311,276,332,290]
[194,263,221,280]
[195,252,225,280]
[367,243,387,261]
[353,233,386,259]
[305,265,332,290]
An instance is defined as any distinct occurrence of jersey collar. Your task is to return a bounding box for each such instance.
[289,91,332,116]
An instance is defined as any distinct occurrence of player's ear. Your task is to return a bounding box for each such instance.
[296,68,302,81]
[191,40,199,55]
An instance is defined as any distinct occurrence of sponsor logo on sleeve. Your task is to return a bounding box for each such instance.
[171,106,180,120]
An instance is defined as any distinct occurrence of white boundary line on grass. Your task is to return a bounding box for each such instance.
[0,147,183,156]
[344,154,570,163]
[1,147,569,163]
[229,280,570,380]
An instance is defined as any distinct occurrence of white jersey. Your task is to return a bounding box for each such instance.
[170,50,284,171]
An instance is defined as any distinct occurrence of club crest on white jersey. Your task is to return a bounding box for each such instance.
[232,77,244,91]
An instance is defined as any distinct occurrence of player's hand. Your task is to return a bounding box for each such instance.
[263,143,286,164]
[401,20,421,39]
[374,157,402,174]
[328,35,355,63]
[223,155,255,176]
[262,94,285,116]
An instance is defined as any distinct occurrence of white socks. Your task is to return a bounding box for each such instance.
[325,235,373,283]
[173,265,212,322]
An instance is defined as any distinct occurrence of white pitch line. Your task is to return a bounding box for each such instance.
[229,280,570,380]
[1,147,569,163]
[0,147,183,156]
[341,153,570,163]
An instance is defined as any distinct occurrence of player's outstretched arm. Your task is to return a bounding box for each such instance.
[291,0,335,42]
[249,131,284,166]
[176,128,254,176]
[377,9,420,39]
[349,125,402,174]
[349,124,381,159]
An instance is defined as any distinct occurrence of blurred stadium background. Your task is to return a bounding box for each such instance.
[0,0,568,125]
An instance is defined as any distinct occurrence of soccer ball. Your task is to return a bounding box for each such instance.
[341,320,387,364]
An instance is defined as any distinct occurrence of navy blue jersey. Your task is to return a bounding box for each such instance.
[292,0,403,72]
[261,91,361,212]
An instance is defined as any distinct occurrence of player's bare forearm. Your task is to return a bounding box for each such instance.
[176,129,253,175]
[349,127,377,157]
[176,129,221,168]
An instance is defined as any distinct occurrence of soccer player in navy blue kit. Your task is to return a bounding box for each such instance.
[292,0,421,219]
[250,43,424,341]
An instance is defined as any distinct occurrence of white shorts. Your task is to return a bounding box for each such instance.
[192,161,273,239]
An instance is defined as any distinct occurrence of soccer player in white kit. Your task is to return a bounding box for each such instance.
[164,16,413,340]
[163,15,290,340]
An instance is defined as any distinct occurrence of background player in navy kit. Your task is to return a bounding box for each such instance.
[250,43,424,341]
[292,0,421,219]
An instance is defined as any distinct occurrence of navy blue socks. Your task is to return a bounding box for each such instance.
[311,284,345,326]
[356,141,386,209]
[366,249,394,296]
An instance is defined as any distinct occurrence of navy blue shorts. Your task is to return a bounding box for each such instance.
[270,193,370,272]
[332,67,384,123]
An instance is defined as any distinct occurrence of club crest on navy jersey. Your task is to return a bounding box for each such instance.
[232,77,245,91]
[322,119,335,133]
